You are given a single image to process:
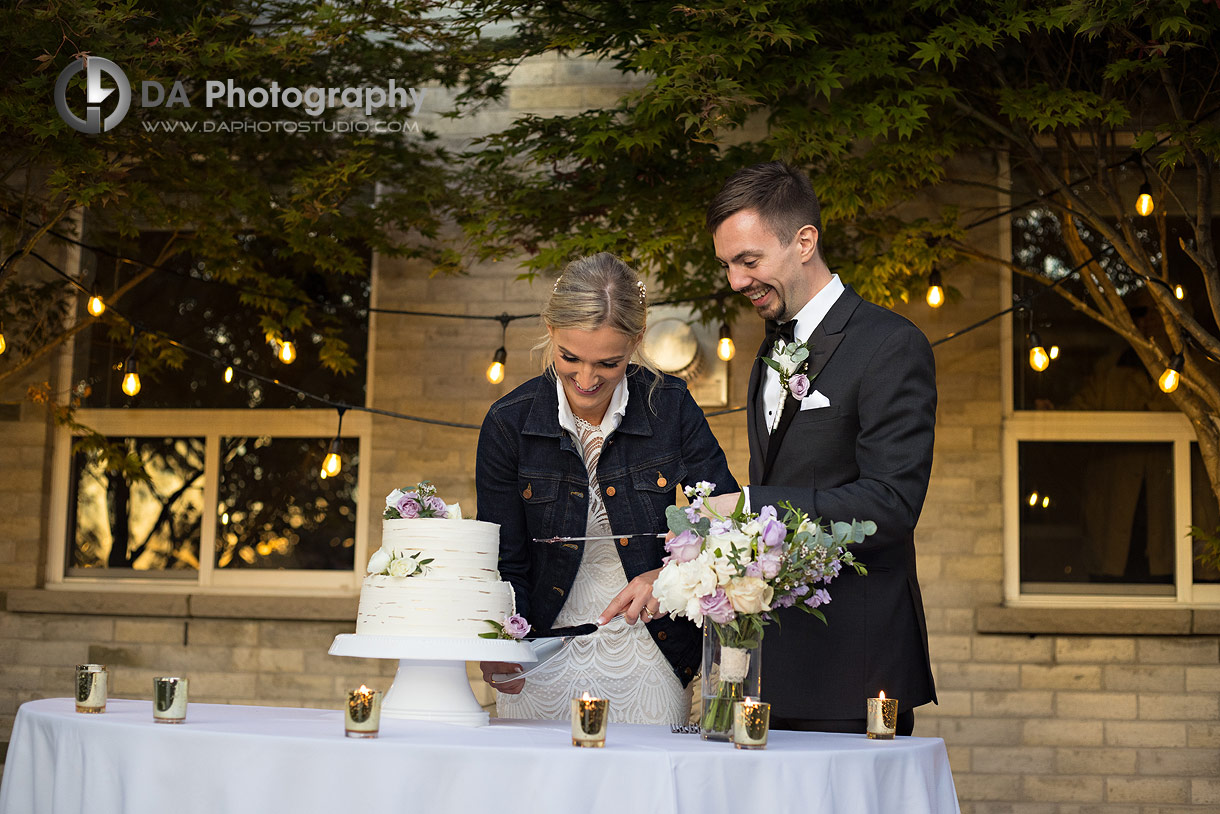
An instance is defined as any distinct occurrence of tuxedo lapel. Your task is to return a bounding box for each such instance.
[759,286,862,483]
[745,336,768,484]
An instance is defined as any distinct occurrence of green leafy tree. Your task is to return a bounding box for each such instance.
[458,0,1220,550]
[0,0,506,390]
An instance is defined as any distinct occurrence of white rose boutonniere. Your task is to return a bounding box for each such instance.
[763,338,812,430]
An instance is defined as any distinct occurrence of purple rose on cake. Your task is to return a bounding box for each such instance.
[395,494,422,518]
[504,614,531,639]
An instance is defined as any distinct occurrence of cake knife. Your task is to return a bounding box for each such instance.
[488,617,621,685]
[533,533,667,543]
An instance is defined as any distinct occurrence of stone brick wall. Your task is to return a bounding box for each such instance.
[2,53,1219,811]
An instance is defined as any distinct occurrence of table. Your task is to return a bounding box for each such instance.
[0,698,960,814]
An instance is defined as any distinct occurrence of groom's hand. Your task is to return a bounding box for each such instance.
[703,492,741,518]
[598,567,666,626]
[480,661,525,694]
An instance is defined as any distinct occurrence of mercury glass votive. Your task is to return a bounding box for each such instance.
[866,693,898,739]
[570,692,609,747]
[345,686,382,738]
[153,676,189,723]
[75,664,108,714]
[731,698,770,749]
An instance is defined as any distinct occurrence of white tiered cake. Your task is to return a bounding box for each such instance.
[356,516,516,638]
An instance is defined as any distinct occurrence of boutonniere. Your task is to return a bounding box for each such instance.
[763,338,812,430]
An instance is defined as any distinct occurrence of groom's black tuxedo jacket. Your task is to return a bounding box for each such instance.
[747,284,937,720]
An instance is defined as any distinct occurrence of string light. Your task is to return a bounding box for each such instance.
[925,269,945,308]
[1174,284,1184,300]
[121,356,141,397]
[1027,330,1050,372]
[320,407,346,479]
[486,347,507,384]
[716,322,736,361]
[1028,491,1039,507]
[1159,352,1184,394]
[224,365,234,383]
[87,293,106,317]
[0,324,6,356]
[277,339,296,364]
[1049,345,1060,361]
[1135,180,1154,217]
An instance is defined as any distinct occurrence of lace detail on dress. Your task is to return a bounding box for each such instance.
[497,416,688,725]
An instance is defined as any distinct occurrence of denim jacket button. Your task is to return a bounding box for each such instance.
[656,475,667,488]
[522,483,532,500]
[618,537,629,547]
[656,631,668,641]
[605,486,616,497]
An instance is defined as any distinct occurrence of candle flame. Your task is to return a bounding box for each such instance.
[581,691,592,701]
[879,690,886,700]
[358,684,370,694]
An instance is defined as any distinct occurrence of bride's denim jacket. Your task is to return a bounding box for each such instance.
[476,367,738,686]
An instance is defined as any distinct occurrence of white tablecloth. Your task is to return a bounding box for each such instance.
[0,698,959,814]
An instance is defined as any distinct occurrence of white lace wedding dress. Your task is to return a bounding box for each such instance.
[496,415,689,724]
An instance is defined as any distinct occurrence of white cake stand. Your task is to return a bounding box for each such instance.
[329,634,538,727]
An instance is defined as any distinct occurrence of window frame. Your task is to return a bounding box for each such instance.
[43,234,379,596]
[999,164,1220,607]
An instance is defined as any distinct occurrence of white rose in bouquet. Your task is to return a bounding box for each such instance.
[366,547,392,575]
[725,575,774,614]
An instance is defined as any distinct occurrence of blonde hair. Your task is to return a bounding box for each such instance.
[537,252,663,408]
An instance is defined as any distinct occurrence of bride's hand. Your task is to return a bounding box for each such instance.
[480,661,525,694]
[598,567,666,626]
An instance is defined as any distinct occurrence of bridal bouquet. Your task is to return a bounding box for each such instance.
[652,482,873,736]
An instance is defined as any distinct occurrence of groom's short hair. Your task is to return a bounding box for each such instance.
[706,161,824,257]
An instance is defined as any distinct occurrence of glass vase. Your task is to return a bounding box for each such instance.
[699,621,762,741]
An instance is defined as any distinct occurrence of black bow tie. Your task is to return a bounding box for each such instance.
[764,319,796,353]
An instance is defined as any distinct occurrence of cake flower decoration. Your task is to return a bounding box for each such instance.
[481,614,531,640]
[384,481,462,520]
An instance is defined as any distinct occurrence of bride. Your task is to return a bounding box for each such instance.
[475,252,738,723]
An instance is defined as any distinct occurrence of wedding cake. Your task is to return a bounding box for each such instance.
[355,483,516,639]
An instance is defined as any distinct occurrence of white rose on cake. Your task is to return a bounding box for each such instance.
[367,548,392,575]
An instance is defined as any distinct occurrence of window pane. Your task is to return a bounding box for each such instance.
[1192,443,1220,584]
[217,436,357,570]
[68,437,205,576]
[73,232,369,409]
[1019,441,1174,593]
[1010,188,1219,412]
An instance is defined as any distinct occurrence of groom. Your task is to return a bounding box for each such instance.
[705,161,937,735]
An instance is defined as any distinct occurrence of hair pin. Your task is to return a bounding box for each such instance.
[637,280,647,304]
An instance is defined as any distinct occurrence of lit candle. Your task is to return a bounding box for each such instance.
[570,691,609,747]
[731,697,770,749]
[75,664,107,714]
[345,685,382,738]
[867,690,898,739]
[152,676,189,723]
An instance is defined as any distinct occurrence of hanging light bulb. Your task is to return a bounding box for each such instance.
[224,365,234,383]
[716,323,736,361]
[1049,345,1060,361]
[87,294,106,317]
[1174,284,1184,300]
[925,269,945,308]
[1159,352,1184,394]
[1135,181,1154,217]
[320,438,342,478]
[0,326,6,356]
[278,339,296,364]
[1028,491,1039,507]
[1028,331,1050,372]
[486,347,507,384]
[121,357,141,397]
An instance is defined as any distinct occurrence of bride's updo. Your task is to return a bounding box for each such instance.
[538,253,662,400]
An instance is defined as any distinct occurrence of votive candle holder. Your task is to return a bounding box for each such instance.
[867,692,898,739]
[732,698,770,749]
[75,664,107,714]
[345,686,382,738]
[571,692,609,747]
[153,676,189,723]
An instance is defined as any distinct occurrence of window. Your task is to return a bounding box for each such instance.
[48,231,371,592]
[1004,174,1220,604]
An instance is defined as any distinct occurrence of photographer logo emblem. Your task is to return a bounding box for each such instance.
[55,57,131,134]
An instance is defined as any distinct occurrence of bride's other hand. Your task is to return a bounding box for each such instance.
[597,567,665,626]
[480,661,525,694]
